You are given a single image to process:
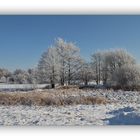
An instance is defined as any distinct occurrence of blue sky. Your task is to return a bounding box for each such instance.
[0,15,140,71]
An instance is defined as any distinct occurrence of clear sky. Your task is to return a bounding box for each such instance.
[0,15,140,71]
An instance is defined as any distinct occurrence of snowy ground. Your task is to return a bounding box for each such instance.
[0,103,140,126]
[0,84,48,91]
[0,90,140,126]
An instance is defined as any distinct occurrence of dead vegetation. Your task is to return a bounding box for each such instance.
[0,88,108,106]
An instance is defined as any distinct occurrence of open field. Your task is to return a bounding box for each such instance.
[0,103,140,126]
[0,87,139,125]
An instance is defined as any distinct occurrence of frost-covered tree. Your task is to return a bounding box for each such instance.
[91,49,136,86]
[114,49,135,68]
[112,64,140,90]
[27,68,38,84]
[65,43,83,85]
[91,51,102,85]
[104,49,135,73]
[55,38,67,85]
[38,46,60,88]
[13,69,29,84]
[55,38,82,85]
[79,62,93,86]
[103,49,136,85]
[0,68,11,83]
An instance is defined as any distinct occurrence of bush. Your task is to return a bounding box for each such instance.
[0,92,108,106]
[112,64,140,90]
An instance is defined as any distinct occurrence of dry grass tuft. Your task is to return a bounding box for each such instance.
[0,90,108,106]
[57,85,79,90]
[63,96,108,105]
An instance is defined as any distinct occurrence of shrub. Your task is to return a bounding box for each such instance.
[112,64,140,90]
[0,92,108,106]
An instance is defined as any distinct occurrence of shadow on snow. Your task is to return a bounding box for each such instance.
[103,107,140,125]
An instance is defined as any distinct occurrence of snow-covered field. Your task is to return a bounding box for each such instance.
[0,89,140,126]
[0,84,48,91]
[0,103,140,126]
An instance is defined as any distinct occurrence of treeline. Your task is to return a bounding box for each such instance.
[1,38,140,90]
[0,68,38,84]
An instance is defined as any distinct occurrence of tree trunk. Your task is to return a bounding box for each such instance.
[99,56,101,84]
[61,78,64,86]
[84,80,88,86]
[68,61,71,85]
[95,59,99,85]
[51,66,55,88]
[61,60,65,86]
[51,83,55,88]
